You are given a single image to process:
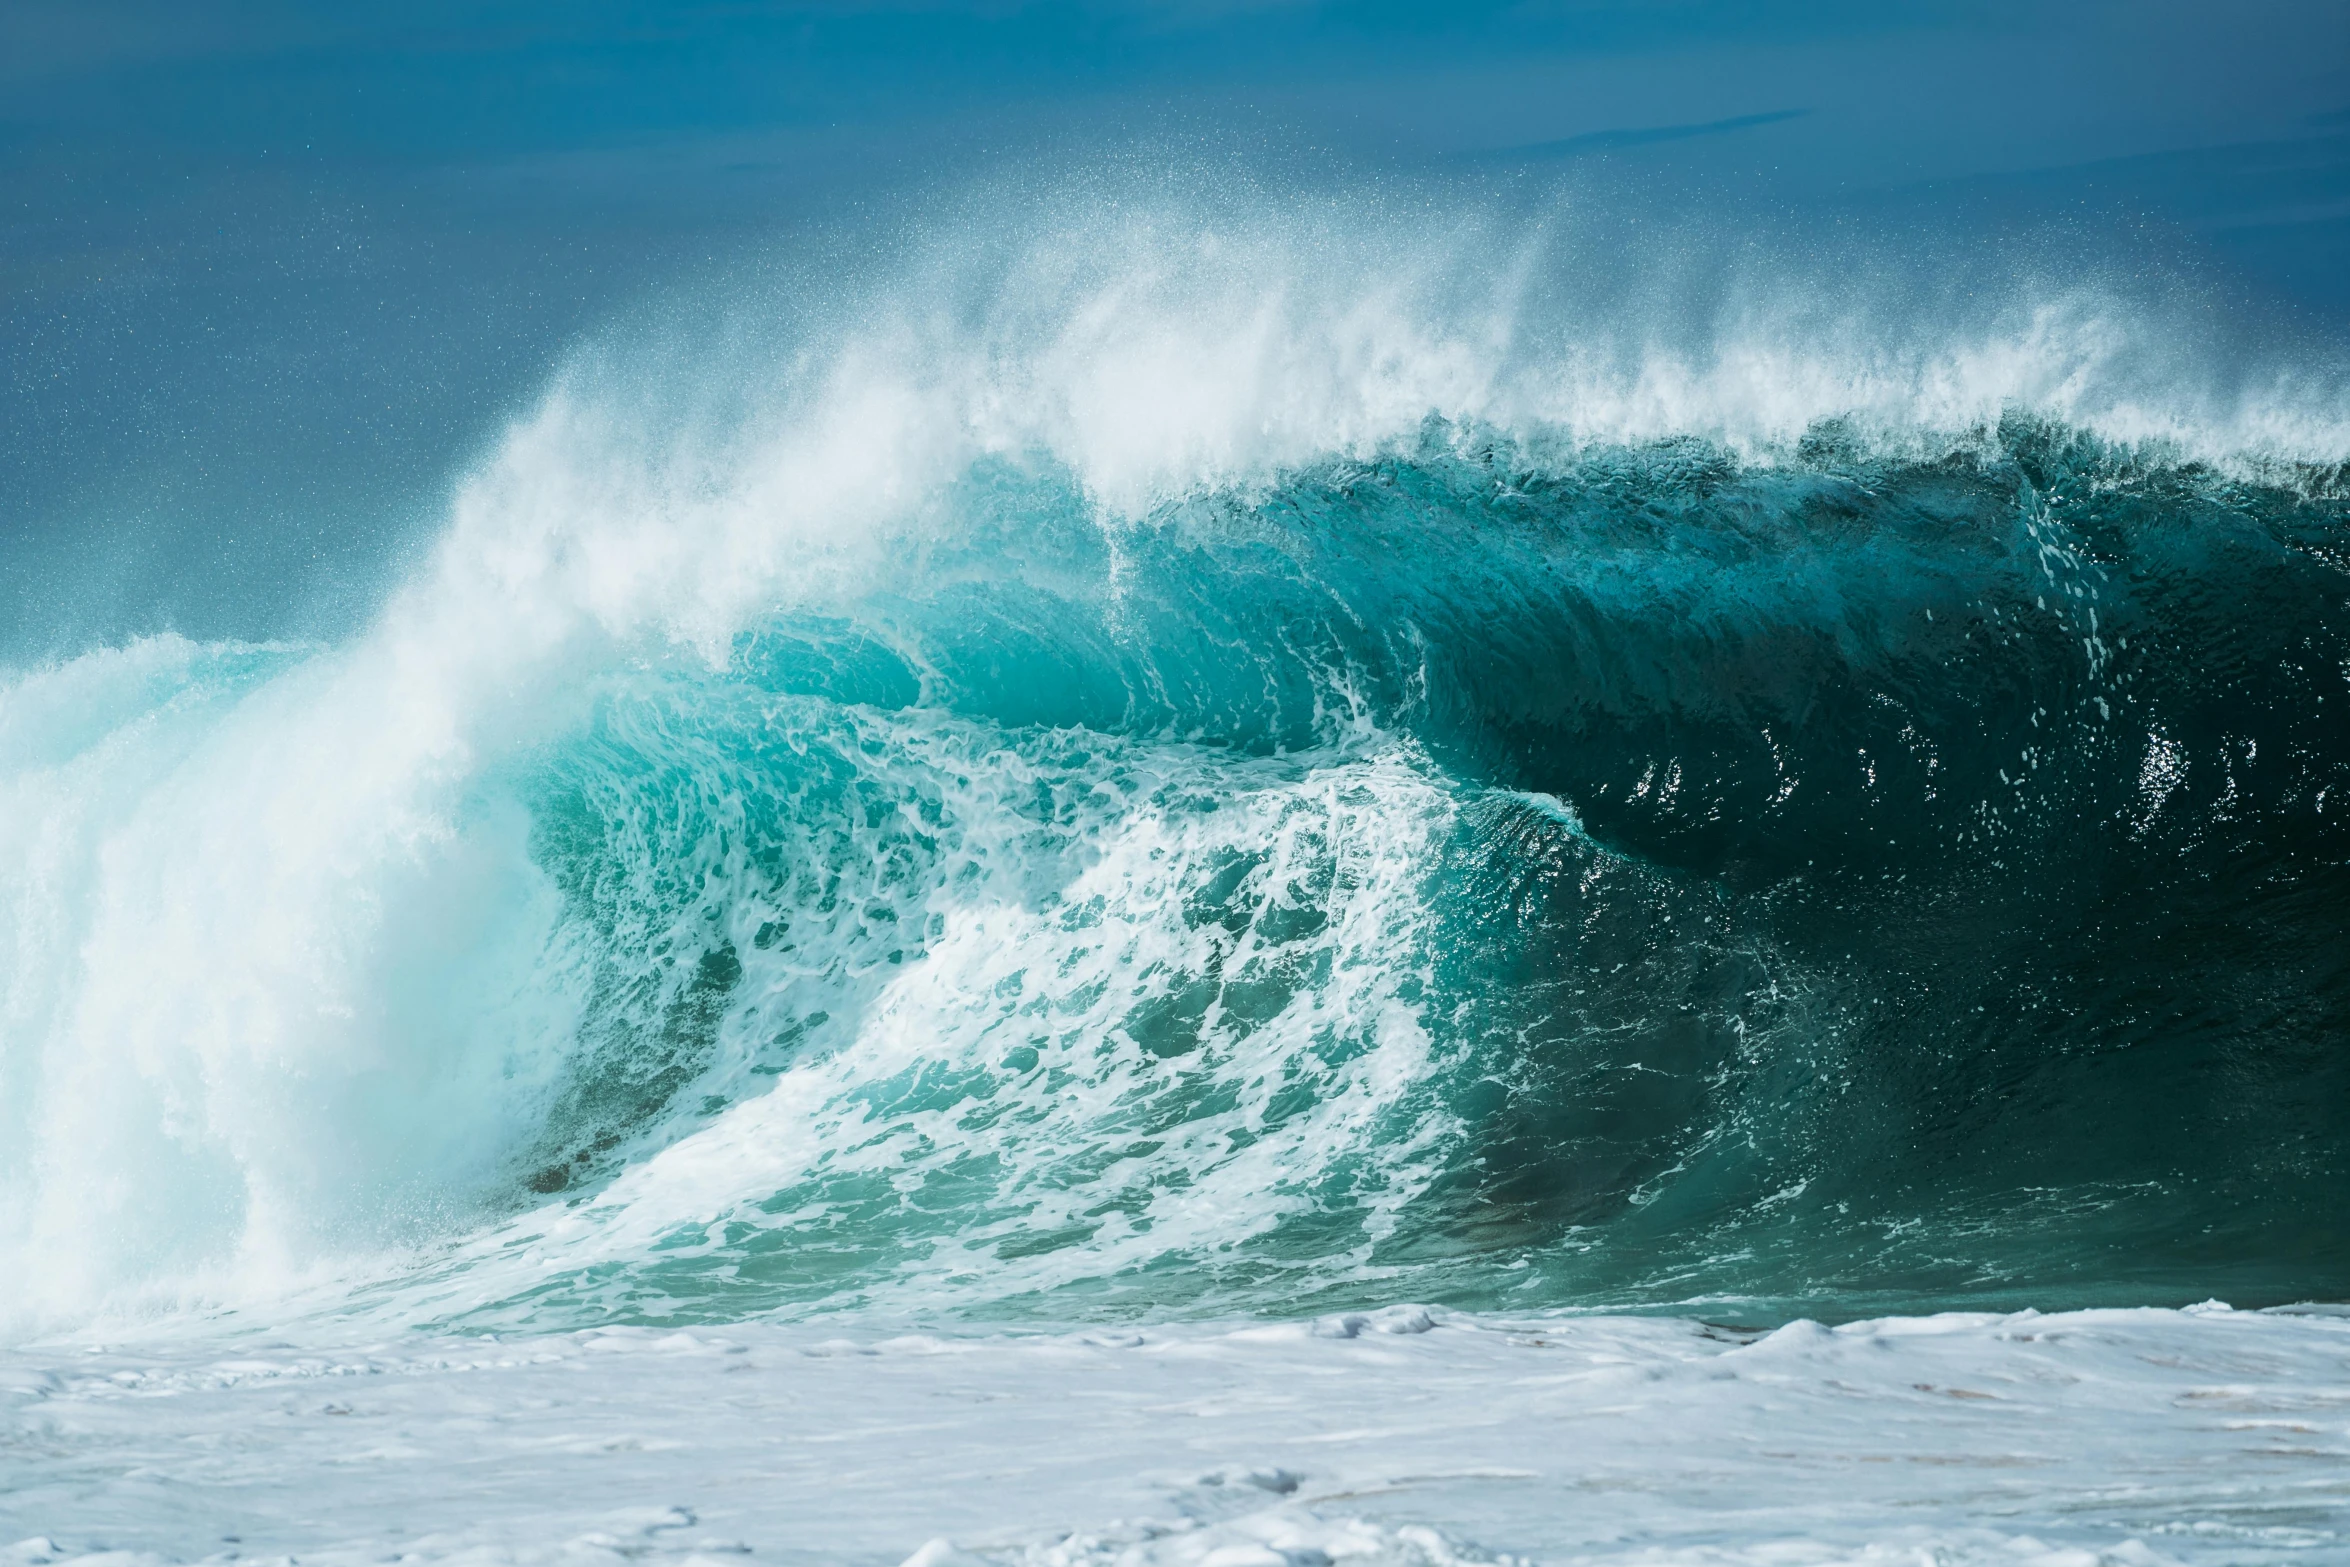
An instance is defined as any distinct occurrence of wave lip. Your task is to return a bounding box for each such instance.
[436,200,2350,667]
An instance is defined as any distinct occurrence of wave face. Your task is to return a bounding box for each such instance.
[4,193,2349,1335]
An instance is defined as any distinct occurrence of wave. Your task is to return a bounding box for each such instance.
[4,183,2348,1337]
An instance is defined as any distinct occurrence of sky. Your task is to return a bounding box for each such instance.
[4,0,2347,655]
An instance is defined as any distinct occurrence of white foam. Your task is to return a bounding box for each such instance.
[4,1305,2343,1564]
[404,729,1464,1325]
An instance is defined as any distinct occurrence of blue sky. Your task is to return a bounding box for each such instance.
[3,1,2346,652]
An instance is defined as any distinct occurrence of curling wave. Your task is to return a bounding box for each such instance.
[4,188,2348,1336]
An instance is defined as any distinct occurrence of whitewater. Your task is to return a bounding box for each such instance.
[5,185,2349,1564]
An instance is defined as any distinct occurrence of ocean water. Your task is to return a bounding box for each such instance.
[4,192,2349,1564]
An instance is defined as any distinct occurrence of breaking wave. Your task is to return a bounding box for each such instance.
[5,183,2348,1336]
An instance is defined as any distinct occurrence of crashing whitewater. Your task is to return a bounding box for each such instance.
[4,190,2349,1565]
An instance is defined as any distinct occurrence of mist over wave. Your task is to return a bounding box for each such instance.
[4,177,2348,1338]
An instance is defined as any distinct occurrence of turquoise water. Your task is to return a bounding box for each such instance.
[427,430,2350,1326]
